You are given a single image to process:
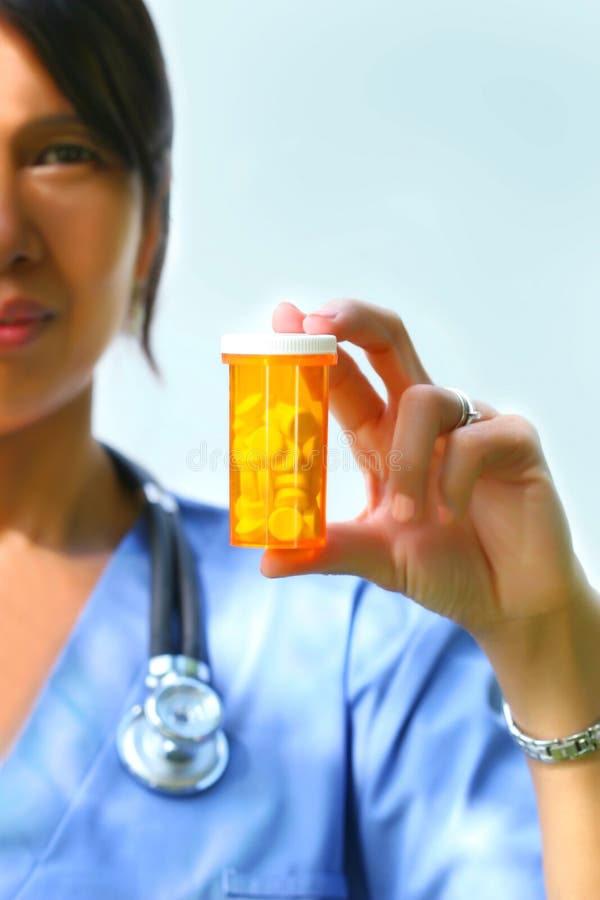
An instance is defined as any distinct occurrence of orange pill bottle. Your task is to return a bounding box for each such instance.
[221,333,337,549]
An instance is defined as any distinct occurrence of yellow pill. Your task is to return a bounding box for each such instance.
[268,506,304,541]
[271,401,296,430]
[239,469,258,500]
[274,487,309,512]
[235,516,266,539]
[247,425,286,455]
[315,491,321,509]
[235,392,264,419]
[271,447,302,473]
[274,472,310,491]
[234,496,264,519]
[256,469,273,501]
[233,417,263,438]
[275,404,297,436]
[232,433,249,456]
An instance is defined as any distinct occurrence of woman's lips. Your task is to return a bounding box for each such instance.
[0,296,57,350]
[0,315,55,350]
[0,296,57,321]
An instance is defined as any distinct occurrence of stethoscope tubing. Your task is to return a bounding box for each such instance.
[100,441,207,664]
[169,503,205,662]
[99,442,229,795]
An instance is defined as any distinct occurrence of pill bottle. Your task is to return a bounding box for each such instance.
[221,333,337,549]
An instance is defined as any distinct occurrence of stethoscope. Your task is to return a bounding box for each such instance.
[100,443,229,797]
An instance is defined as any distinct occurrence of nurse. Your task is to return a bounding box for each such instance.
[0,1,597,898]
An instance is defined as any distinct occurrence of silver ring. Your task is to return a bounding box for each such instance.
[444,387,483,429]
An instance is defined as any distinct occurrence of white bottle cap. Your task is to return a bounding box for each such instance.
[221,333,337,356]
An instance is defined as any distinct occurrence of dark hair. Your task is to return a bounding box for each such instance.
[0,0,174,381]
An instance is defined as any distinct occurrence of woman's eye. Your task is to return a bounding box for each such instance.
[35,144,100,166]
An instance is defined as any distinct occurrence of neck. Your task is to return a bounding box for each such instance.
[0,383,141,554]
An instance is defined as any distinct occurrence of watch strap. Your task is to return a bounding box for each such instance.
[502,699,600,763]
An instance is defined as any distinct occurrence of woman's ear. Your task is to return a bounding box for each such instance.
[135,195,162,284]
[135,166,170,282]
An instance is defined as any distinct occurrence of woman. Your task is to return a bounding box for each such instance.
[0,1,597,898]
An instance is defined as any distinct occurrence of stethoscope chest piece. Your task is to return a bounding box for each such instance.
[117,663,229,796]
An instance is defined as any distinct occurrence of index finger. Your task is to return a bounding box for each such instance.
[272,301,387,443]
[303,298,432,399]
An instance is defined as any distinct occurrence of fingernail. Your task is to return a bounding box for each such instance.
[306,308,338,318]
[392,492,415,524]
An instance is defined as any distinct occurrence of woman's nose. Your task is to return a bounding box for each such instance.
[0,167,38,272]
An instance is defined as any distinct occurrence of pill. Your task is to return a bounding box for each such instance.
[247,425,286,455]
[232,433,249,458]
[233,418,263,441]
[235,392,264,419]
[274,404,297,436]
[271,447,302,473]
[235,516,266,539]
[234,496,264,519]
[271,401,296,430]
[274,487,309,512]
[239,469,258,500]
[274,472,310,491]
[230,449,246,470]
[256,469,273,501]
[268,506,304,541]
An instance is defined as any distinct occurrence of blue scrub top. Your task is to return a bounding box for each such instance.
[0,463,544,899]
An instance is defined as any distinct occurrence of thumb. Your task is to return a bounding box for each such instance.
[260,519,394,586]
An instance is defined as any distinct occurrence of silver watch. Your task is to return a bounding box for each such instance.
[502,699,600,762]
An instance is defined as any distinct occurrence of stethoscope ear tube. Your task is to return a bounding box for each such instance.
[169,504,209,665]
[101,442,229,795]
[146,496,179,657]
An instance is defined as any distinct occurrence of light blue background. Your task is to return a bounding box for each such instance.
[95,1,600,587]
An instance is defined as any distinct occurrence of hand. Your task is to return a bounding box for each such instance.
[260,298,588,639]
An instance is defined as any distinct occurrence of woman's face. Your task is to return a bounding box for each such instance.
[0,20,158,432]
